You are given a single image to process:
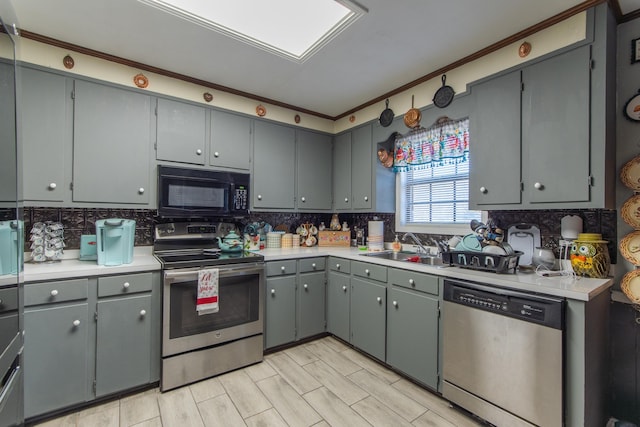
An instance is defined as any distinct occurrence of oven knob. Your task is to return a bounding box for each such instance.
[139,310,146,317]
[50,289,59,296]
[123,282,130,289]
[303,284,308,290]
[72,320,80,327]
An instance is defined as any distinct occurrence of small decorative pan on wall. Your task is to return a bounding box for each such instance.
[433,74,455,108]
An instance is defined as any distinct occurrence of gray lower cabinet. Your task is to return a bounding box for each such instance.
[20,67,72,203]
[350,261,387,361]
[24,302,89,418]
[23,272,160,419]
[387,268,440,390]
[253,121,296,210]
[297,258,326,338]
[265,274,297,348]
[156,98,207,165]
[327,257,351,342]
[72,79,152,205]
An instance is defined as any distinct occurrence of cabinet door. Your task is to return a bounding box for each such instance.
[210,110,251,170]
[21,68,70,202]
[333,132,352,211]
[24,303,89,418]
[350,277,385,361]
[297,271,325,339]
[96,294,152,397]
[469,70,522,207]
[253,121,296,209]
[73,80,151,204]
[351,125,373,210]
[387,287,439,390]
[156,98,206,165]
[327,271,350,342]
[522,46,591,204]
[297,130,332,210]
[265,276,296,348]
[0,62,16,204]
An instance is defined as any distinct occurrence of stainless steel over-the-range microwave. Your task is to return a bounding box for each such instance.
[157,165,250,218]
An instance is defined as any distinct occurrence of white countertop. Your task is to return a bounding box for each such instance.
[23,246,161,283]
[257,246,613,302]
[18,245,612,301]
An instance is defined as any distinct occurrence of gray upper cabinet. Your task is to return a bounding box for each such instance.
[20,68,72,203]
[72,80,152,205]
[210,110,252,171]
[156,98,206,165]
[522,45,590,204]
[333,132,352,211]
[469,70,522,207]
[252,120,296,210]
[0,61,16,204]
[351,124,373,210]
[296,129,332,210]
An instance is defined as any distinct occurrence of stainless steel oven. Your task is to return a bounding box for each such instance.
[155,222,265,391]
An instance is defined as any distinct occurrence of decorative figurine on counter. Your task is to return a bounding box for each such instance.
[330,213,341,230]
[342,222,349,231]
[318,222,326,231]
[570,233,610,278]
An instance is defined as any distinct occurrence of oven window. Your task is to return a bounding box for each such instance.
[169,273,260,339]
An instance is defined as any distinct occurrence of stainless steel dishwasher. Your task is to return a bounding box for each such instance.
[442,278,565,427]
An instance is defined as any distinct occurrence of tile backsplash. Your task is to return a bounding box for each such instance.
[20,207,616,263]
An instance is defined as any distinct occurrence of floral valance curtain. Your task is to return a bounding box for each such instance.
[393,117,469,172]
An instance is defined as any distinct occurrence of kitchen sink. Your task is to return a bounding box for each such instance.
[360,251,446,266]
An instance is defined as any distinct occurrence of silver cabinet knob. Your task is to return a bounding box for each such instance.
[257,194,263,200]
[196,149,203,155]
[214,151,220,158]
[534,182,543,190]
[342,285,347,292]
[72,319,80,327]
[138,187,145,194]
[311,263,316,268]
[281,266,286,272]
[344,198,349,203]
[123,282,130,289]
[480,186,487,194]
[376,296,382,304]
[336,263,340,269]
[365,269,370,275]
[271,289,275,295]
[364,196,369,202]
[301,197,306,202]
[303,283,308,290]
[48,183,57,190]
[50,289,59,296]
[139,309,146,317]
[0,299,3,305]
[393,301,398,307]
[409,279,415,286]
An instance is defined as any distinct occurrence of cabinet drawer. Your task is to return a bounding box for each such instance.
[352,261,387,283]
[98,273,153,297]
[266,260,297,276]
[328,257,350,274]
[25,278,88,306]
[389,269,439,296]
[299,257,326,273]
[0,287,18,311]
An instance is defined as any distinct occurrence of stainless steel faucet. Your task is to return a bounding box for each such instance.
[402,232,429,254]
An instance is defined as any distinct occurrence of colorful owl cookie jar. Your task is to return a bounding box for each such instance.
[569,233,610,278]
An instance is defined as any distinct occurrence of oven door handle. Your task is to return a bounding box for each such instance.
[164,264,264,280]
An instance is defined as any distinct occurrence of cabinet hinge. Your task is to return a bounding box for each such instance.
[520,182,524,192]
[70,90,75,100]
[94,311,98,321]
[438,306,441,319]
[590,59,595,70]
[154,106,158,116]
[69,182,73,191]
[588,175,594,187]
[92,380,97,394]
[521,82,524,92]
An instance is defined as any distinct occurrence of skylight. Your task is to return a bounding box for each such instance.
[138,0,367,63]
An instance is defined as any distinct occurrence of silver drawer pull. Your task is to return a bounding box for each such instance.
[72,319,80,327]
[311,263,316,268]
[393,301,398,307]
[139,309,146,317]
[365,269,370,275]
[342,285,347,292]
[214,151,220,157]
[50,289,59,296]
[48,182,57,190]
[336,263,340,269]
[364,196,369,202]
[480,186,487,194]
[138,187,145,194]
[281,266,286,272]
[123,282,130,289]
[196,149,202,155]
[301,197,306,202]
[344,198,349,203]
[303,284,308,290]
[409,279,415,286]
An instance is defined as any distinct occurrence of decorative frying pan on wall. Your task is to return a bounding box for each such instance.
[433,74,455,108]
[379,99,394,127]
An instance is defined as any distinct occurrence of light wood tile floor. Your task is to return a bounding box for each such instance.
[32,336,483,427]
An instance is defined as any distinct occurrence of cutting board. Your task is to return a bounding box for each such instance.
[507,224,541,266]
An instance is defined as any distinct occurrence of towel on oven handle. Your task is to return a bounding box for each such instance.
[197,268,219,315]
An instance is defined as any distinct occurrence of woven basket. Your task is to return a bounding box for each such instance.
[621,270,640,304]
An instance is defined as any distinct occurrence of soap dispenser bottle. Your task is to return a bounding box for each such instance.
[391,235,402,252]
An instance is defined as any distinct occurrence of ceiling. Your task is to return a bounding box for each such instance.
[8,0,640,119]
